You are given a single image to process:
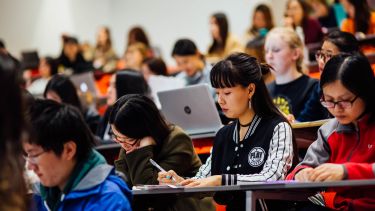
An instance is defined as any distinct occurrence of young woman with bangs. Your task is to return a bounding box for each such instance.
[159,52,298,210]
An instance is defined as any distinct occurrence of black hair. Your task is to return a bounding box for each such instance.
[44,56,59,76]
[325,30,360,53]
[43,75,83,112]
[0,39,5,48]
[171,39,199,56]
[320,53,375,123]
[211,53,299,167]
[27,99,95,161]
[115,70,150,99]
[64,36,79,45]
[0,53,28,210]
[210,52,285,119]
[109,94,170,152]
[142,57,168,76]
[208,12,229,54]
[348,0,372,34]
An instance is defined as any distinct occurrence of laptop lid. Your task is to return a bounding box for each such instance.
[157,84,222,138]
[70,71,99,97]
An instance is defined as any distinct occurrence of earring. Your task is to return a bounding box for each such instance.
[248,99,252,109]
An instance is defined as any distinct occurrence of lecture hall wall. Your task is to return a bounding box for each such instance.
[0,0,287,65]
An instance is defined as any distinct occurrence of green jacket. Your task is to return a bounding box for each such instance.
[115,125,214,211]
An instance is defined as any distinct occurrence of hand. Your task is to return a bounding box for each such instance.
[309,164,344,182]
[286,114,295,123]
[295,168,314,182]
[180,175,222,187]
[121,141,140,154]
[158,170,184,184]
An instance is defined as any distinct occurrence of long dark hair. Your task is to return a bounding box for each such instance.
[208,12,229,54]
[109,94,170,152]
[321,54,375,123]
[210,52,299,167]
[0,53,28,211]
[325,30,360,53]
[348,0,372,34]
[249,4,274,34]
[44,75,83,112]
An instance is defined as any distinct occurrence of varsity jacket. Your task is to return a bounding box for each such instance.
[287,115,375,211]
[210,115,294,210]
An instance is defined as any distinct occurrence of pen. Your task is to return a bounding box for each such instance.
[149,158,176,182]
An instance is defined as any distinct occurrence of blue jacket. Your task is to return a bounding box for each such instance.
[34,164,132,211]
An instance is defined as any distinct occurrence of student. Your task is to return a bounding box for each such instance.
[243,4,274,45]
[297,30,359,122]
[206,12,244,64]
[122,42,148,71]
[159,53,297,210]
[285,0,324,44]
[172,39,212,86]
[27,57,58,97]
[57,36,93,74]
[109,94,214,210]
[287,54,375,210]
[44,75,100,133]
[309,0,339,29]
[26,99,132,210]
[0,53,29,211]
[96,70,149,140]
[93,26,118,73]
[265,27,318,121]
[340,0,375,36]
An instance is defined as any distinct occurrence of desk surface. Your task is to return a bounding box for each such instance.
[133,179,375,195]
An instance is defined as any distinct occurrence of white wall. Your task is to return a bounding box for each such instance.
[0,0,287,65]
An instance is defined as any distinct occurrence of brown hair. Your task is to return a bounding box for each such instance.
[249,4,275,34]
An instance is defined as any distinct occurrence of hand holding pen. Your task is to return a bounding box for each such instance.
[150,159,184,184]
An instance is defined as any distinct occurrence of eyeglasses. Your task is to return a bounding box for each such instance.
[24,151,46,165]
[108,130,139,146]
[315,50,333,63]
[320,96,358,109]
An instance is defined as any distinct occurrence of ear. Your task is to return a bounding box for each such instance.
[62,141,77,161]
[291,48,302,62]
[247,83,256,99]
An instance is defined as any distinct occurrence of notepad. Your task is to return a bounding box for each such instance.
[132,184,183,190]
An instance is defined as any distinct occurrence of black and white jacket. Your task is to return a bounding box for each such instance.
[194,115,294,185]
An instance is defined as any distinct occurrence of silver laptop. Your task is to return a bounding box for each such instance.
[70,72,100,107]
[157,84,222,138]
[70,72,100,97]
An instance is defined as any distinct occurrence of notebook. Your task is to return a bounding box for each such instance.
[157,84,222,138]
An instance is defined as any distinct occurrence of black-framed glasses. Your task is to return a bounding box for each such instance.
[108,130,139,146]
[315,50,333,63]
[23,151,46,165]
[320,96,358,109]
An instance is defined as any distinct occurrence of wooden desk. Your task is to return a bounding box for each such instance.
[292,119,329,151]
[133,179,375,211]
